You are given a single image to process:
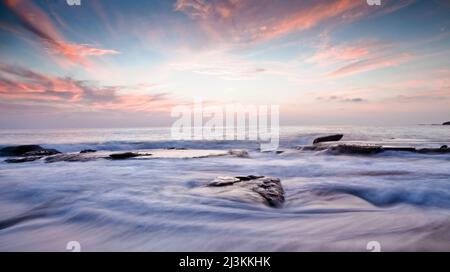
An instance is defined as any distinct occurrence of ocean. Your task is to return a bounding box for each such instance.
[0,126,449,251]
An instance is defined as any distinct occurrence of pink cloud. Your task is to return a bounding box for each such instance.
[308,40,394,67]
[328,53,412,77]
[0,64,174,113]
[4,0,119,67]
[311,46,370,63]
[174,0,414,44]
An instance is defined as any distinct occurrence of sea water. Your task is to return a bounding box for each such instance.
[0,126,449,251]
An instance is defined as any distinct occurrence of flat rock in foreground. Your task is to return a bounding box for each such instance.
[194,175,285,207]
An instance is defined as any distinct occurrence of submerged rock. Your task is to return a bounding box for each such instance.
[313,134,344,144]
[329,144,383,155]
[0,145,60,157]
[22,149,60,156]
[5,156,42,163]
[382,146,416,152]
[443,121,450,125]
[228,149,249,158]
[45,153,98,163]
[299,142,450,156]
[80,149,97,154]
[205,175,285,207]
[416,147,450,154]
[109,152,146,160]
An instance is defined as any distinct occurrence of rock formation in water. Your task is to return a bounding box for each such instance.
[328,144,383,155]
[80,149,97,154]
[204,175,285,207]
[109,152,148,160]
[45,153,99,163]
[0,145,60,157]
[228,149,249,158]
[5,156,43,163]
[298,143,450,155]
[313,134,344,144]
[443,121,450,125]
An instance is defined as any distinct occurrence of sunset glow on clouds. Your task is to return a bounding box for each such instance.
[0,0,449,128]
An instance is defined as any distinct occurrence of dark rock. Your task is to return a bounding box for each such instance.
[45,153,97,163]
[382,147,416,152]
[0,145,60,157]
[443,121,450,125]
[207,175,284,207]
[416,147,450,154]
[260,150,284,154]
[5,156,42,163]
[300,143,450,155]
[109,152,145,160]
[329,144,383,155]
[235,175,264,181]
[228,149,249,158]
[80,149,97,154]
[313,134,344,144]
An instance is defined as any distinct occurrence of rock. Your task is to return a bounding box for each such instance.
[45,153,97,163]
[260,149,285,154]
[298,145,327,151]
[5,156,42,163]
[0,145,60,157]
[80,149,97,154]
[235,175,264,181]
[22,149,60,156]
[329,144,383,155]
[313,134,343,144]
[166,147,187,150]
[299,143,450,155]
[228,149,249,158]
[206,175,285,207]
[416,147,450,154]
[109,152,145,160]
[208,176,240,186]
[443,121,450,125]
[382,146,416,152]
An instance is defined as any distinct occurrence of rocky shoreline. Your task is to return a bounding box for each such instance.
[1,134,448,209]
[298,134,450,155]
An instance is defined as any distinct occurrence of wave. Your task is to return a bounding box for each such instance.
[305,184,450,209]
[36,140,261,153]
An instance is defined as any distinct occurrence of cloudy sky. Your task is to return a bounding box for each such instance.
[0,0,449,128]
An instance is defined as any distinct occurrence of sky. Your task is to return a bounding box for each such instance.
[0,0,449,128]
